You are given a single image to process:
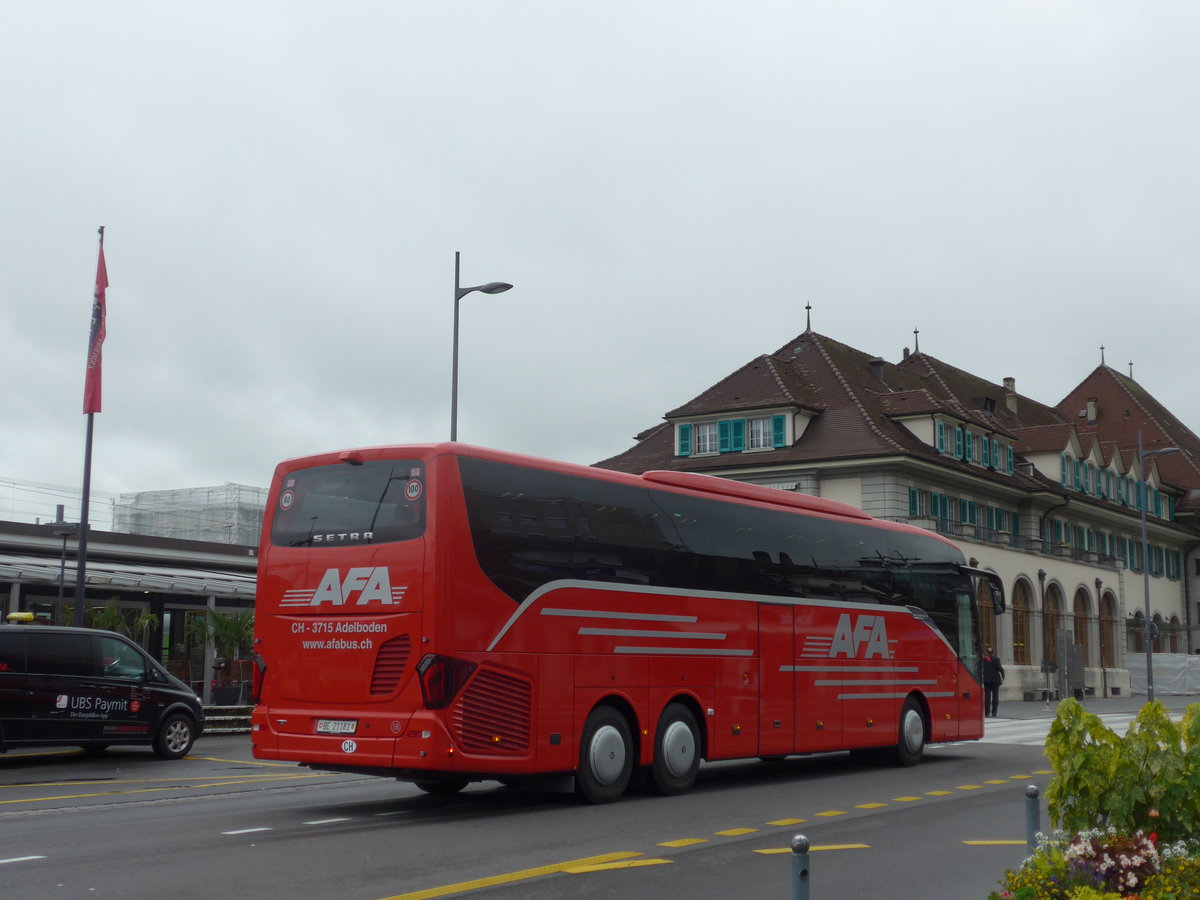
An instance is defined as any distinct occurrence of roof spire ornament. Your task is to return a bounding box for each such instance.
[1129,360,1134,378]
[913,327,920,354]
[805,302,812,333]
[1100,344,1105,366]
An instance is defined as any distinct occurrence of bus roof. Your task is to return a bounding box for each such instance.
[273,442,955,549]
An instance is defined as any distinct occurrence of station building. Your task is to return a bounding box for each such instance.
[597,327,1200,701]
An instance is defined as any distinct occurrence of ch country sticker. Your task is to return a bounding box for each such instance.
[280,567,407,607]
[801,613,892,659]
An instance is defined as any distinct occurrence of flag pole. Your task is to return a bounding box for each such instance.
[75,226,106,627]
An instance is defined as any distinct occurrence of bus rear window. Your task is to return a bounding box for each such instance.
[270,460,426,548]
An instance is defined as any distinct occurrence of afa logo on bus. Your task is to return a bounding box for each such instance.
[280,567,408,607]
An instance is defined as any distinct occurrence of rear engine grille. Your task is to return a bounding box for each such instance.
[369,634,412,695]
[451,668,532,754]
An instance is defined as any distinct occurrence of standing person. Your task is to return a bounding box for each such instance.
[982,646,1005,717]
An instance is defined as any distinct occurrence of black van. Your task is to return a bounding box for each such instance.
[0,625,204,758]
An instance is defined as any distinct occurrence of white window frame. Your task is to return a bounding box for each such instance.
[694,422,719,455]
[748,416,772,450]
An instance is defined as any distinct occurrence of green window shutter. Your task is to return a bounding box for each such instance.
[935,421,946,453]
[954,427,964,458]
[1169,495,1176,521]
[731,419,745,452]
[908,487,919,517]
[1154,490,1163,517]
[678,424,692,457]
[771,414,787,448]
[982,439,990,468]
[1054,520,1063,543]
[718,420,731,453]
[929,491,940,519]
[1012,512,1020,536]
[1006,445,1014,474]
[967,501,977,525]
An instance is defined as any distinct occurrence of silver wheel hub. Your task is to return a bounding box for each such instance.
[588,724,626,785]
[661,720,694,778]
[902,708,924,754]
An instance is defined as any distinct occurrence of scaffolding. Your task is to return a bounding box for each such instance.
[110,483,268,545]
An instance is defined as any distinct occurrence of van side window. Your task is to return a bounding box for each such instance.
[97,635,146,679]
[0,632,25,673]
[26,632,101,677]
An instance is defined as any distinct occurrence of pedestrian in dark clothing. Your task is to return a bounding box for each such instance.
[982,646,1004,717]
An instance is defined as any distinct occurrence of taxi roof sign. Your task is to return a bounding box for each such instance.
[5,611,35,623]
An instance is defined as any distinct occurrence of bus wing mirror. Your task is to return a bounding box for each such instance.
[959,565,1006,614]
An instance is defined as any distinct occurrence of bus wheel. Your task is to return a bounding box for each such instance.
[577,705,633,804]
[415,778,469,796]
[650,703,700,795]
[154,713,196,759]
[895,697,926,767]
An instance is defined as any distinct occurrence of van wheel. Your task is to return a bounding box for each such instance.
[415,778,469,795]
[577,705,633,804]
[650,703,701,795]
[154,713,196,759]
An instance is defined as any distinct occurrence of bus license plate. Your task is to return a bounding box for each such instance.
[316,719,358,735]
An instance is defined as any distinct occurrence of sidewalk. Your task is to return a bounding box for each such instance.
[998,692,1200,721]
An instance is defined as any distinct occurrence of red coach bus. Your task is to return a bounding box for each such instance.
[250,443,1004,803]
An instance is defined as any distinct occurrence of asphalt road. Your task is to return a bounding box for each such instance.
[0,728,1055,900]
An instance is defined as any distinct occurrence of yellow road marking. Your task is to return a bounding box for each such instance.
[1008,774,1031,780]
[714,828,758,836]
[565,859,671,872]
[755,844,870,855]
[376,852,643,900]
[1034,770,1053,775]
[767,818,807,826]
[925,790,952,796]
[984,779,1009,785]
[855,803,887,809]
[658,839,707,848]
[956,784,982,790]
[892,796,921,802]
[814,810,847,817]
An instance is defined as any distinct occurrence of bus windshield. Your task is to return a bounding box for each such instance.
[269,460,426,548]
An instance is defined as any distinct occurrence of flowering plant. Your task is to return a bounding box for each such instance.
[1062,829,1158,894]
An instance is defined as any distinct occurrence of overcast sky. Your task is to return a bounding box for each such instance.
[3,2,1198,523]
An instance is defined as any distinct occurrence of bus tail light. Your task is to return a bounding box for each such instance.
[416,654,476,710]
[251,652,267,703]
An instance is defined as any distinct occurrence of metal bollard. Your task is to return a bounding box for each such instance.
[1026,784,1040,852]
[791,834,810,900]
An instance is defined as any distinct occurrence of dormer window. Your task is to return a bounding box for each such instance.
[676,415,789,457]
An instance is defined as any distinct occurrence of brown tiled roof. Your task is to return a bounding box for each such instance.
[595,331,1046,493]
[1057,365,1200,500]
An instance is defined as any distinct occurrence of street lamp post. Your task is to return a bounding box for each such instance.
[450,251,512,442]
[1138,429,1179,705]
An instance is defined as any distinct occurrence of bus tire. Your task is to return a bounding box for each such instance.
[153,713,196,759]
[895,697,926,767]
[415,778,469,796]
[650,703,700,795]
[577,705,633,804]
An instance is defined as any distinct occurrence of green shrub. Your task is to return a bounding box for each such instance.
[1044,699,1200,844]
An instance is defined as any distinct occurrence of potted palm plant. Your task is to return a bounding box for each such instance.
[207,610,255,705]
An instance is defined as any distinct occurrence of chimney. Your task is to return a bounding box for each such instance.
[1086,397,1098,425]
[1003,377,1017,414]
[868,357,885,382]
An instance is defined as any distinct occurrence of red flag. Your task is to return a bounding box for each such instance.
[83,234,107,414]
